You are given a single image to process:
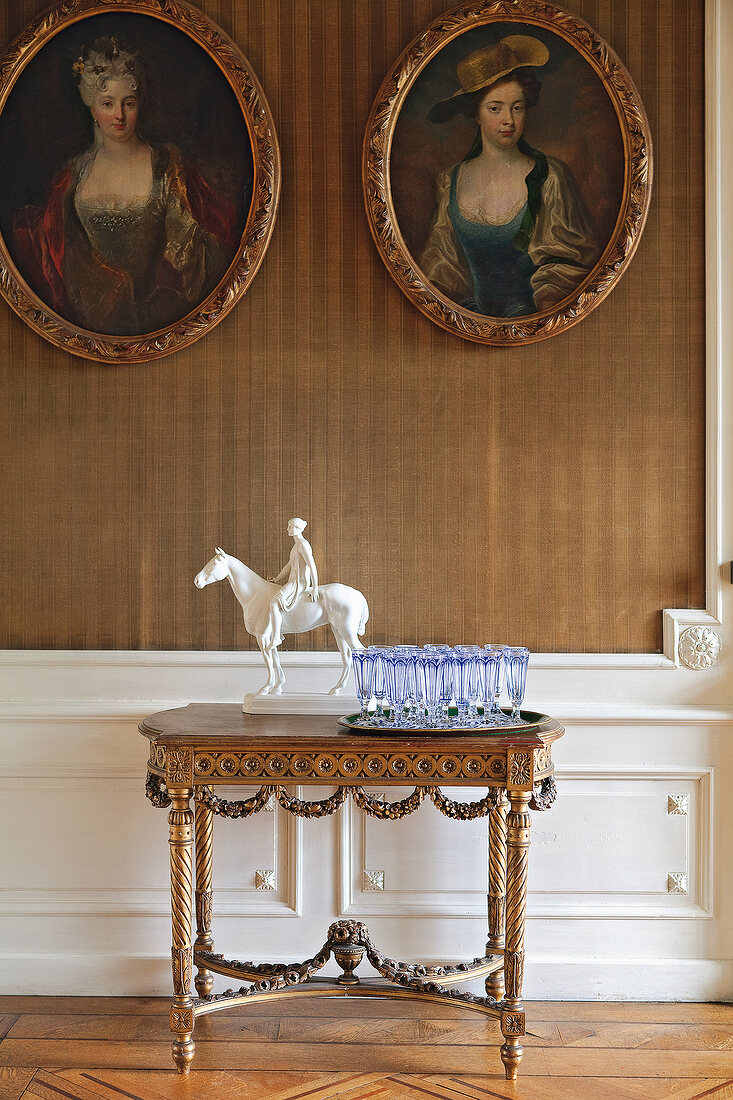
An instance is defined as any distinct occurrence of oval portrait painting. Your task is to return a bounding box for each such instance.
[0,0,280,362]
[363,1,652,345]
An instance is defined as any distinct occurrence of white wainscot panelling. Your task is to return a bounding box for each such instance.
[0,779,300,918]
[340,770,712,920]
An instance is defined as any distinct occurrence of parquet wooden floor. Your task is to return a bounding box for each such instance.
[0,997,731,1100]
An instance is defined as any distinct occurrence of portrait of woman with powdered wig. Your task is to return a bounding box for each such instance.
[1,16,253,337]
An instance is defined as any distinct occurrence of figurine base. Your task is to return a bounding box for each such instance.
[243,692,359,714]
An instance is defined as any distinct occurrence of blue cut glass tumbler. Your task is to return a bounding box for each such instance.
[384,649,409,728]
[421,651,445,727]
[351,650,375,723]
[483,645,506,720]
[504,647,530,721]
[367,645,390,723]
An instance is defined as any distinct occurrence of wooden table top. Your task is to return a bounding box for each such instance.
[140,703,564,753]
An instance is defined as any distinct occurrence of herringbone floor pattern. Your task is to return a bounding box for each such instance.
[0,998,731,1100]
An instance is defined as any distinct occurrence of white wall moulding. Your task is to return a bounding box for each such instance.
[0,777,302,918]
[4,651,733,716]
[338,768,713,921]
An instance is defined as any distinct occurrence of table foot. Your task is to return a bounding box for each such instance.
[171,1003,195,1073]
[500,1037,523,1079]
[172,1035,195,1073]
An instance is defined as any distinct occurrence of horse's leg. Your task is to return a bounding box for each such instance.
[271,646,285,694]
[328,626,353,695]
[253,638,278,696]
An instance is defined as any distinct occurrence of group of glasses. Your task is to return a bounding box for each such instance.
[350,644,530,730]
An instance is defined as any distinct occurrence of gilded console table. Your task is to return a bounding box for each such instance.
[141,703,563,1080]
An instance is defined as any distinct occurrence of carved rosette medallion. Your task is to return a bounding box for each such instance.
[192,750,508,783]
[508,752,532,789]
[678,627,722,670]
[501,1011,525,1037]
[170,1006,194,1033]
[167,749,193,786]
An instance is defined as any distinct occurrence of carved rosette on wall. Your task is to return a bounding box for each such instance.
[678,626,722,670]
[0,0,281,362]
[362,0,652,344]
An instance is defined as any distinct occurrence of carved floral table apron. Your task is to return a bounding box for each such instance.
[141,704,563,1079]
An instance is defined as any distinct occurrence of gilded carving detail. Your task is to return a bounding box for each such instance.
[145,772,170,808]
[172,947,192,996]
[188,750,509,783]
[170,1006,194,1033]
[197,919,507,1015]
[148,744,166,772]
[505,950,525,998]
[195,890,212,933]
[529,776,558,811]
[195,754,216,775]
[167,749,193,785]
[533,746,551,773]
[501,1011,525,1036]
[508,752,532,788]
[429,787,498,820]
[196,782,509,822]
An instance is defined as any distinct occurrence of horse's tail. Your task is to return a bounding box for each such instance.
[358,596,369,636]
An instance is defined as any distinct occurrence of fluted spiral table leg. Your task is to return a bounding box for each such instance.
[485,790,508,1001]
[169,787,195,1073]
[194,787,215,998]
[500,790,531,1081]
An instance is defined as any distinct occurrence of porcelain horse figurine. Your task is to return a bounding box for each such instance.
[194,546,369,702]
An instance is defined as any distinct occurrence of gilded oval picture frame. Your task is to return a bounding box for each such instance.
[363,0,652,345]
[0,0,280,362]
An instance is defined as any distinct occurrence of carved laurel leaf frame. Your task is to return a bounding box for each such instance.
[0,0,280,363]
[362,0,653,345]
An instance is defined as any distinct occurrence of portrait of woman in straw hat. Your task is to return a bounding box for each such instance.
[417,34,600,319]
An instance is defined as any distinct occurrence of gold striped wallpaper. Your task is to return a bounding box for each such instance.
[0,0,705,652]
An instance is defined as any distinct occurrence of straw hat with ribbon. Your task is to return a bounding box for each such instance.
[428,35,550,123]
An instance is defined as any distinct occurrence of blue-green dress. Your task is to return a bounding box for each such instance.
[448,165,537,317]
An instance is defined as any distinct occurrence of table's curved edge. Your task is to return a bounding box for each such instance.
[139,702,564,748]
